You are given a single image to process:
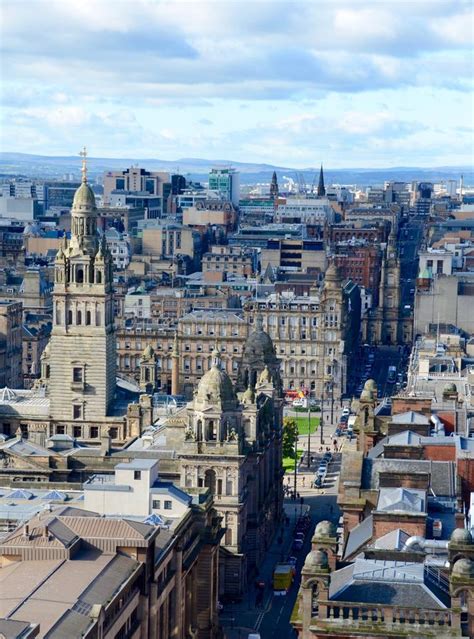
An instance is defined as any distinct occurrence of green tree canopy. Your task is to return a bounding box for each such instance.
[282,417,299,459]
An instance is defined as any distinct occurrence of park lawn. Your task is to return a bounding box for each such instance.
[294,416,320,435]
[283,449,303,473]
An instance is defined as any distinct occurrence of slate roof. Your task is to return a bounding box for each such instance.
[391,411,430,425]
[329,558,447,609]
[362,459,456,497]
[0,437,55,457]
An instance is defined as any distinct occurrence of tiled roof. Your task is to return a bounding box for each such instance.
[59,516,154,541]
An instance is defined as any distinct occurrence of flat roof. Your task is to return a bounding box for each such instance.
[115,459,157,471]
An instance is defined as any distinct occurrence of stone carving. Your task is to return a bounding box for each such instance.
[184,425,195,441]
[227,427,238,442]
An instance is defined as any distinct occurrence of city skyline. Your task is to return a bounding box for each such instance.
[1,0,473,168]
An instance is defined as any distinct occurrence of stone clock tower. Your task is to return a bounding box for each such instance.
[48,149,116,422]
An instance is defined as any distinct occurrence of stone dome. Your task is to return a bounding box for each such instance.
[452,557,474,578]
[324,261,340,283]
[72,181,96,211]
[443,382,457,394]
[364,379,377,392]
[314,520,336,538]
[243,315,274,360]
[195,349,236,408]
[142,345,155,360]
[304,549,328,570]
[360,378,377,402]
[451,528,473,545]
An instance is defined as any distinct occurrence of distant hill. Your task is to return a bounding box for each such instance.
[1,152,472,187]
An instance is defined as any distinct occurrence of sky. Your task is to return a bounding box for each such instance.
[1,0,473,168]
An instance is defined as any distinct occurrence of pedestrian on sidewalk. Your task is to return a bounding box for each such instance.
[302,476,306,487]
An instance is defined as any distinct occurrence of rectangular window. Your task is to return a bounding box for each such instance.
[134,470,141,480]
[164,500,172,510]
[56,425,65,435]
[73,405,82,420]
[73,367,83,383]
[152,499,161,509]
[109,427,118,439]
[90,426,99,438]
[73,426,82,438]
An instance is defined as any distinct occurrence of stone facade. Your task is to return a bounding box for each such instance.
[160,334,284,597]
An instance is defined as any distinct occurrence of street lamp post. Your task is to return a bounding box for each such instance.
[319,385,324,445]
[293,430,297,500]
[307,402,311,468]
[330,377,334,425]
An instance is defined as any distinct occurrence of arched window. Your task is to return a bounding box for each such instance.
[96,270,102,284]
[77,310,82,325]
[68,310,73,325]
[76,267,84,283]
[196,420,203,441]
[96,309,101,325]
[204,469,216,493]
[56,308,61,325]
[86,310,91,326]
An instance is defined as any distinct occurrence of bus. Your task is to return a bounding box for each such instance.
[387,366,397,383]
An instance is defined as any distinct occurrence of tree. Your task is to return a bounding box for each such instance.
[282,417,299,459]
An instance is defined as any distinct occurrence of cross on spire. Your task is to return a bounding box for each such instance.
[79,146,88,183]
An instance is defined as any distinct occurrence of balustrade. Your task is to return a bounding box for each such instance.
[322,602,453,629]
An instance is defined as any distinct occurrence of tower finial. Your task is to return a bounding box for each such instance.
[79,146,88,183]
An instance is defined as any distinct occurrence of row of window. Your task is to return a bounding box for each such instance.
[152,499,172,510]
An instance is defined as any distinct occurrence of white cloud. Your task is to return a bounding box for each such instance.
[1,0,472,166]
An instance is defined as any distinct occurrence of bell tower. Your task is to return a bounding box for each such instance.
[48,148,116,423]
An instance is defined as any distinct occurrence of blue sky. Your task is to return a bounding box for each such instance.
[1,0,473,168]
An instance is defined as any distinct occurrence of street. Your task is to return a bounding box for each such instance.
[220,403,343,639]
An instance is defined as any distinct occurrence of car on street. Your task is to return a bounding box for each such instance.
[292,538,304,551]
[341,407,350,417]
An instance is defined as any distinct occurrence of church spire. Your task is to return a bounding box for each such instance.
[317,164,326,197]
[270,170,279,200]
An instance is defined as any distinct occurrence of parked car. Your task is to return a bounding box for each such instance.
[292,398,305,408]
[342,407,350,417]
[323,452,332,462]
[314,476,323,488]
